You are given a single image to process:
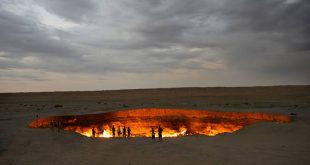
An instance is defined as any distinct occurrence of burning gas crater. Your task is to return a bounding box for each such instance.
[29,108,291,138]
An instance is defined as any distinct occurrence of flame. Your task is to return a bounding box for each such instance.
[29,108,291,138]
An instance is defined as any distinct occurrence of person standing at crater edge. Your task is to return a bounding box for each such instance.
[127,127,131,137]
[123,126,127,137]
[158,126,163,141]
[117,126,121,137]
[112,125,116,137]
[92,127,96,137]
[100,127,104,136]
[151,128,155,140]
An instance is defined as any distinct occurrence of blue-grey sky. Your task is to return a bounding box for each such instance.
[0,0,309,92]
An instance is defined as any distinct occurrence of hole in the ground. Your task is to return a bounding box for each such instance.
[29,108,291,138]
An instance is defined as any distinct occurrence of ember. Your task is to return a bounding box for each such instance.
[29,108,291,138]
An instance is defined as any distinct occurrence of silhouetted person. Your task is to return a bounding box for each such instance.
[92,128,96,137]
[123,126,127,137]
[117,126,121,137]
[151,128,155,139]
[36,114,39,127]
[112,125,116,137]
[158,126,163,141]
[127,127,131,137]
[100,127,104,136]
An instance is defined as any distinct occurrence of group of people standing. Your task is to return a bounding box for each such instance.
[91,125,132,138]
[152,126,163,141]
[49,120,62,132]
[113,125,131,137]
[92,125,164,141]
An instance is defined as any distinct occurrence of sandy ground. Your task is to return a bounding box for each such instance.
[0,86,310,165]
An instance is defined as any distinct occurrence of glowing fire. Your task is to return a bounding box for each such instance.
[29,108,291,138]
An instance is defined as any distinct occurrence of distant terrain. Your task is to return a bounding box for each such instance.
[0,86,310,165]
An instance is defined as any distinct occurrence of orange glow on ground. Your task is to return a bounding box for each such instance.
[29,108,291,138]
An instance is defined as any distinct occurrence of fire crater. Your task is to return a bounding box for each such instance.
[29,108,291,138]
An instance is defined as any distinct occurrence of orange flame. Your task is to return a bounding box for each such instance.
[29,108,291,138]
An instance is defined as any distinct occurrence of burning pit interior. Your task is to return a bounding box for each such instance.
[29,108,291,138]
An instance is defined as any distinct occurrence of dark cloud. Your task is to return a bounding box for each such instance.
[35,0,98,23]
[136,0,309,76]
[222,0,310,51]
[0,0,309,91]
[0,9,79,57]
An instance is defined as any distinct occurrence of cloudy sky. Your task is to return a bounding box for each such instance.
[0,0,309,92]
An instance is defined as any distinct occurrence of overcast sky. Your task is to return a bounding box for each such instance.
[0,0,309,92]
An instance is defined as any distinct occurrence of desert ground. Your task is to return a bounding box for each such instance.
[0,86,310,165]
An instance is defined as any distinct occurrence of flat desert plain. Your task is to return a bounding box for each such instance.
[0,86,310,165]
